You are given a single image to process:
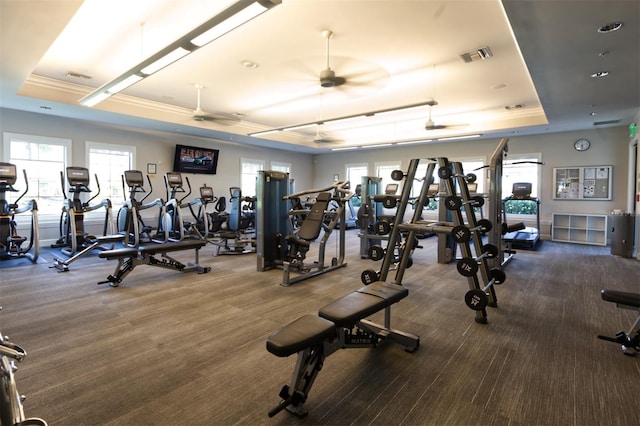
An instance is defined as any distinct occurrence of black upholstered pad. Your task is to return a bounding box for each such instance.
[267,314,336,358]
[601,290,640,308]
[139,240,206,254]
[297,192,331,241]
[319,292,387,328]
[357,281,408,304]
[99,248,139,259]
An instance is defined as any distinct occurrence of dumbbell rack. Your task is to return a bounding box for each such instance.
[362,158,504,324]
[439,159,505,324]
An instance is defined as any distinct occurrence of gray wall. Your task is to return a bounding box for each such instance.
[0,107,634,244]
[312,126,632,239]
[0,108,315,242]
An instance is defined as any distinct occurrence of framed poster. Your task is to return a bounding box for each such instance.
[553,166,612,200]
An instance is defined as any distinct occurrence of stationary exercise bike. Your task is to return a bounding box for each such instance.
[51,167,115,256]
[0,162,39,262]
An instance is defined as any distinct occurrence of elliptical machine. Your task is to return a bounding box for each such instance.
[0,162,39,262]
[162,172,203,242]
[117,170,168,247]
[51,167,115,256]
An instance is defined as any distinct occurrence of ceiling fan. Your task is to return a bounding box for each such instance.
[312,124,343,144]
[424,98,467,130]
[319,30,346,88]
[190,84,240,124]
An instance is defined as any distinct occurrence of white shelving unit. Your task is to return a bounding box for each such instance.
[552,213,608,246]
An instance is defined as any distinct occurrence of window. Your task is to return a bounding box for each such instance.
[270,161,290,174]
[86,142,135,205]
[375,161,402,195]
[3,132,71,217]
[240,158,264,197]
[502,153,542,215]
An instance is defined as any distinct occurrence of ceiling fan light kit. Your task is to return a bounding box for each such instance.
[78,0,281,107]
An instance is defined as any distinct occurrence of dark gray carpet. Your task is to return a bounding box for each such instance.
[1,232,639,425]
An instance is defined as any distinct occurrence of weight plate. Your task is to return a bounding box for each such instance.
[391,170,405,181]
[471,195,485,208]
[361,269,379,285]
[438,166,452,180]
[466,173,477,183]
[465,288,488,311]
[477,219,492,233]
[456,257,478,277]
[482,243,499,258]
[383,196,397,209]
[452,225,471,243]
[488,268,506,285]
[374,221,391,235]
[367,245,385,261]
[444,195,462,211]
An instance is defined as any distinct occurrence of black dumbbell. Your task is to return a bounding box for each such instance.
[390,169,406,181]
[451,219,493,243]
[464,268,507,311]
[367,245,385,261]
[437,167,477,183]
[456,243,499,276]
[361,269,379,285]
[374,220,392,235]
[444,195,485,211]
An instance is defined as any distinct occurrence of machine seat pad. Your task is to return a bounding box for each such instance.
[601,290,640,308]
[139,240,206,255]
[320,292,386,329]
[96,234,126,244]
[99,248,139,260]
[267,314,336,358]
[285,235,310,249]
[357,281,409,305]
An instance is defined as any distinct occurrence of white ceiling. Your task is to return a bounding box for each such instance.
[1,0,638,154]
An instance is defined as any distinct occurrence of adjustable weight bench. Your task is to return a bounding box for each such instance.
[598,289,640,356]
[266,281,419,418]
[97,239,210,287]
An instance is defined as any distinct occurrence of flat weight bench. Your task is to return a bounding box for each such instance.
[598,289,640,356]
[266,281,419,418]
[98,239,210,287]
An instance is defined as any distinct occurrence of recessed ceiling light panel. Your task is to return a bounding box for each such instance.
[597,22,623,33]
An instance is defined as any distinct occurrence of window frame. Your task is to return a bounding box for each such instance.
[3,132,72,222]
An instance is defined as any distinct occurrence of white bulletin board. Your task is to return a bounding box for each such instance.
[553,166,612,200]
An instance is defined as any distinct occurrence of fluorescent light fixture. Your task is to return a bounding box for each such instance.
[281,123,317,132]
[362,143,393,149]
[80,91,112,107]
[437,134,482,141]
[248,100,435,137]
[79,0,280,107]
[191,3,268,46]
[397,139,433,145]
[140,47,190,75]
[107,74,144,94]
[331,147,358,151]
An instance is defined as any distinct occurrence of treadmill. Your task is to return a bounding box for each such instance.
[502,182,540,248]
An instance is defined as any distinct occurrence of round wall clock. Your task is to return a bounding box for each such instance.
[574,138,590,151]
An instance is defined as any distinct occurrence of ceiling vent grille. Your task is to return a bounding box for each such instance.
[459,46,493,63]
[66,71,92,80]
[593,119,620,126]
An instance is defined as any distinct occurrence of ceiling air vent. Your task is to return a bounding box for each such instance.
[593,119,620,126]
[66,71,92,80]
[459,46,493,63]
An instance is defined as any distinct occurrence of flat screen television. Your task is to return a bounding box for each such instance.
[172,144,220,175]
